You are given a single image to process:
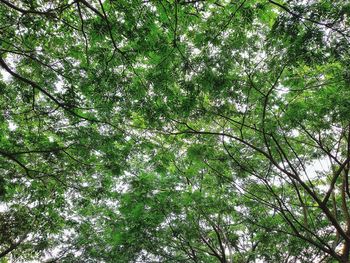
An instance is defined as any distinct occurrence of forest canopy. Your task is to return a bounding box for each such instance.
[0,0,350,262]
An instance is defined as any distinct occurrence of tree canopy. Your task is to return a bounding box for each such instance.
[1,0,350,262]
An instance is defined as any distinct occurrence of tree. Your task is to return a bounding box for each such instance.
[0,0,350,262]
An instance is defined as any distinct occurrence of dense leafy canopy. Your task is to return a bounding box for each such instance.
[1,0,350,262]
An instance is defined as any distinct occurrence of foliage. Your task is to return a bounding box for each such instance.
[0,0,350,262]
